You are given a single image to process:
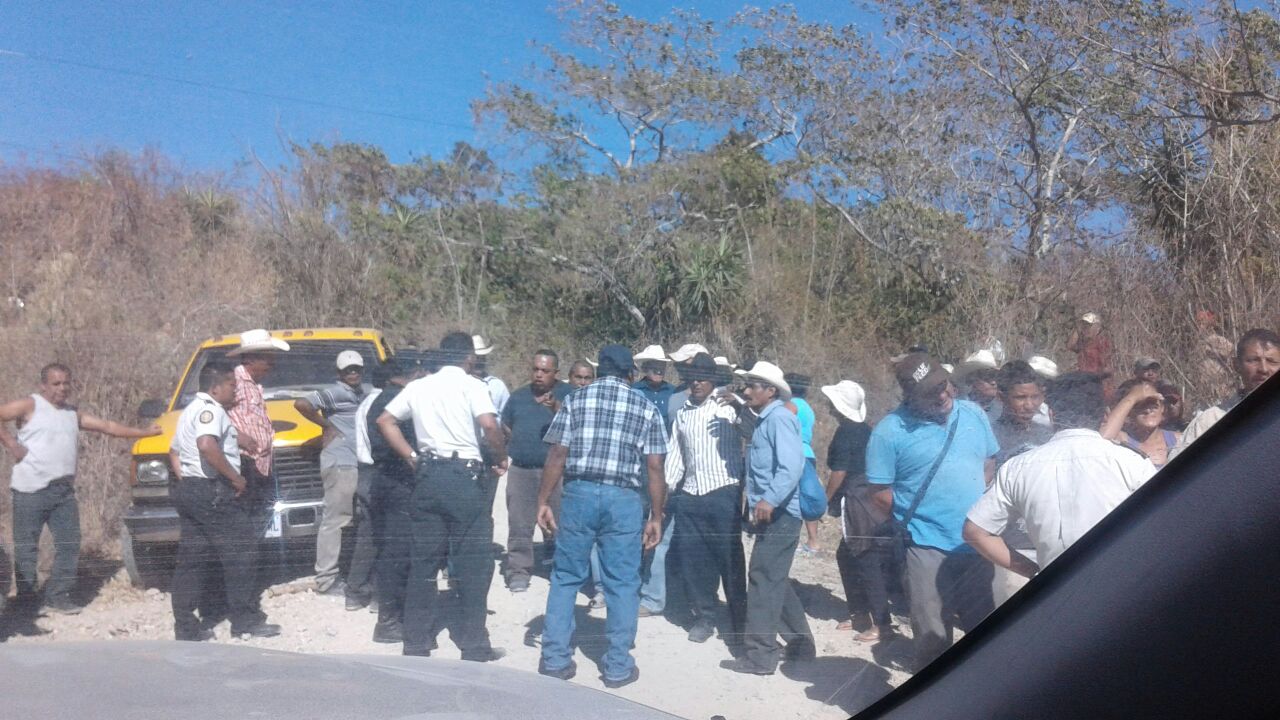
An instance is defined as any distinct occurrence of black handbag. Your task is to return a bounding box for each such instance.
[886,415,960,567]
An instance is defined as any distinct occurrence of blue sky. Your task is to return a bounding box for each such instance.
[1,1,876,174]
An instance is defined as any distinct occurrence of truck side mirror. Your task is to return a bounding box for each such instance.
[138,399,167,419]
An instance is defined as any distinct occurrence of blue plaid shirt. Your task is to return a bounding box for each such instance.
[544,375,669,489]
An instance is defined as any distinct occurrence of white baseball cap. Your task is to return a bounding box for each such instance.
[472,335,494,356]
[336,350,364,370]
[669,343,709,362]
[1080,312,1101,325]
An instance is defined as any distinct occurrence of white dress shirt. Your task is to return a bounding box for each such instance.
[384,366,497,461]
[967,428,1157,568]
[354,388,382,466]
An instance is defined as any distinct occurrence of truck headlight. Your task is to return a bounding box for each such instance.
[135,459,171,485]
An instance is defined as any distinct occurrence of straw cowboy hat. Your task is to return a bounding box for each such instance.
[227,329,290,356]
[634,344,669,363]
[821,380,867,423]
[1028,355,1060,379]
[954,349,1000,380]
[735,361,791,400]
[669,343,709,363]
[472,335,495,356]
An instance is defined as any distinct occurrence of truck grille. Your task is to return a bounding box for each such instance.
[273,446,324,502]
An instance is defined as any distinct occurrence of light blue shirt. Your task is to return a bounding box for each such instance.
[793,397,817,460]
[745,400,805,518]
[866,399,999,552]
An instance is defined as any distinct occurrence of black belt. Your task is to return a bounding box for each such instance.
[422,452,484,469]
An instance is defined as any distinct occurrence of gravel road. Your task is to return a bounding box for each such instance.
[2,475,915,720]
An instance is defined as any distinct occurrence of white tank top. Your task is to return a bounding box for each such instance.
[11,393,79,493]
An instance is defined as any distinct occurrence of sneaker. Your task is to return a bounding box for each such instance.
[345,593,372,611]
[508,577,530,593]
[602,667,640,689]
[538,660,577,681]
[43,598,84,615]
[460,647,507,663]
[719,658,775,676]
[372,620,404,644]
[687,621,715,644]
[233,622,282,639]
[587,593,607,611]
[637,606,660,618]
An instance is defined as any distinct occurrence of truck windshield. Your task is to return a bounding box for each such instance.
[173,340,380,409]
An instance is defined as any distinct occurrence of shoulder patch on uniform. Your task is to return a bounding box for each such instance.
[199,410,215,424]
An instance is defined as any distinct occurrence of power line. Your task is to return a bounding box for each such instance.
[0,48,476,132]
[0,139,85,163]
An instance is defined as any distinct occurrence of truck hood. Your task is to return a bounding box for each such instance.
[131,399,323,456]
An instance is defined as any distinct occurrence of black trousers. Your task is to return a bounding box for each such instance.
[675,485,747,636]
[171,477,259,637]
[345,464,378,599]
[372,468,414,621]
[402,458,498,655]
[836,539,892,627]
[742,512,813,670]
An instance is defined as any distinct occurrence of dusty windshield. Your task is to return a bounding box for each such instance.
[1,1,1278,718]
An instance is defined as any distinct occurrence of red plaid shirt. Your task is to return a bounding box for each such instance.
[229,364,274,476]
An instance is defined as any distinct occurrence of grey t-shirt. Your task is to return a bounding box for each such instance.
[307,381,371,470]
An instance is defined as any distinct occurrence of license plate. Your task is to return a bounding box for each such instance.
[264,509,283,539]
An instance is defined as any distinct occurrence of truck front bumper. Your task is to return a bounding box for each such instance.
[123,499,326,545]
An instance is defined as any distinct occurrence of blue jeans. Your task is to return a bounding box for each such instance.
[590,545,603,595]
[639,508,675,612]
[542,481,644,681]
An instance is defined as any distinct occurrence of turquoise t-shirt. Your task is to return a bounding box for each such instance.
[866,399,999,552]
[793,397,817,460]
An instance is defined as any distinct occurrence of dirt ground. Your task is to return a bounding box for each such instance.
[1,475,917,720]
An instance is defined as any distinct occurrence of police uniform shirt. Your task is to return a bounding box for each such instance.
[383,365,496,462]
[175,392,241,479]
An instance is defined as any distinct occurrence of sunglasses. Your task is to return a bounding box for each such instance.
[340,366,363,375]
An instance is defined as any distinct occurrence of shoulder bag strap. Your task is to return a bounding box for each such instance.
[900,414,961,529]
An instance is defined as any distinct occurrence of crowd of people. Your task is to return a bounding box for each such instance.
[1,317,1277,687]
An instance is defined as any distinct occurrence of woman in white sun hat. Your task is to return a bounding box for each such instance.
[820,380,894,643]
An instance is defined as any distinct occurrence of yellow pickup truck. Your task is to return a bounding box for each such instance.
[121,328,392,587]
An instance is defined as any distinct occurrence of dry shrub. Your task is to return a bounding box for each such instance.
[0,153,270,569]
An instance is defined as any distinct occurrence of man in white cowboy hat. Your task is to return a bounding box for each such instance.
[720,361,815,676]
[632,344,675,425]
[471,335,510,415]
[666,343,709,423]
[223,329,290,620]
[295,349,372,598]
[954,349,1002,416]
[867,352,1000,672]
[820,380,893,643]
